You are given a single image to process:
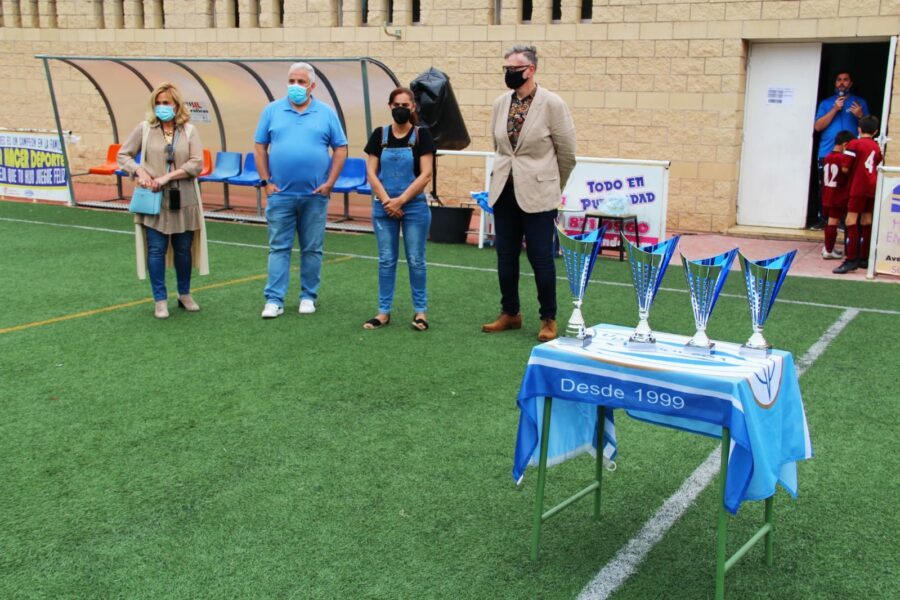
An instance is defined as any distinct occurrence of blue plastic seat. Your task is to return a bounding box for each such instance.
[332,157,368,193]
[356,181,372,195]
[331,157,368,221]
[198,151,242,210]
[114,151,140,177]
[226,153,264,215]
[226,153,262,186]
[198,151,242,183]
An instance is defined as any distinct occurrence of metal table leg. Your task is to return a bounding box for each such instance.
[715,427,730,600]
[531,397,553,561]
[715,426,776,599]
[594,405,605,519]
[531,399,607,560]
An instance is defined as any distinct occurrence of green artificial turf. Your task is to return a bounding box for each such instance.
[0,201,897,599]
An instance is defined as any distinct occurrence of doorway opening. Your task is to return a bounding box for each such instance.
[806,41,890,228]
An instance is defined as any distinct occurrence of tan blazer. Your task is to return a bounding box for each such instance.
[488,85,577,213]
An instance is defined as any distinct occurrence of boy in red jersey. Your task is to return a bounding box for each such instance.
[820,130,855,260]
[834,115,883,274]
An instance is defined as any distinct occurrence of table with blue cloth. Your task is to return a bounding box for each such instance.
[514,324,813,599]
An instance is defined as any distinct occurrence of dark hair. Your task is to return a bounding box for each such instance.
[859,115,879,135]
[835,130,855,146]
[389,87,419,126]
[504,45,539,68]
[834,70,852,80]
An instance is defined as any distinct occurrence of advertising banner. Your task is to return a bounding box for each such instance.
[559,158,669,247]
[185,100,212,124]
[0,131,70,202]
[872,170,900,276]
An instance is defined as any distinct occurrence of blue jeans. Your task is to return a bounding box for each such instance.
[372,199,431,314]
[145,226,194,302]
[264,193,329,307]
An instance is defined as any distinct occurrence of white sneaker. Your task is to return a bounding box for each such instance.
[261,303,284,318]
[299,299,316,314]
[821,247,843,260]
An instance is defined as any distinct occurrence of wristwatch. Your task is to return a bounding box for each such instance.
[259,179,268,186]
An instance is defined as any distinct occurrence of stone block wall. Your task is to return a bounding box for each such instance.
[0,0,898,232]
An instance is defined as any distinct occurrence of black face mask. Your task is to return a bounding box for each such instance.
[505,68,528,90]
[391,106,411,125]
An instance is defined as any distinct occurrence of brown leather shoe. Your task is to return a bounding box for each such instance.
[537,318,557,342]
[481,313,522,333]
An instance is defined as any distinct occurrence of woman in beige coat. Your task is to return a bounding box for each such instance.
[118,82,209,319]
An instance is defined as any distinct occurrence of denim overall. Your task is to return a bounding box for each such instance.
[372,125,432,314]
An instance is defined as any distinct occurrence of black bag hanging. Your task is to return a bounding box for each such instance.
[410,68,471,151]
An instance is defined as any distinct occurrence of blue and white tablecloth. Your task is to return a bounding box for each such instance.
[514,324,813,514]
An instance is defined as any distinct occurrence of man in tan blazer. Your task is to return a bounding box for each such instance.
[481,45,577,342]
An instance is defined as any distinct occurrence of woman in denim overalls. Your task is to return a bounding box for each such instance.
[363,88,435,330]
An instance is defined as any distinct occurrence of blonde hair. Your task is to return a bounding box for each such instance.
[147,82,190,127]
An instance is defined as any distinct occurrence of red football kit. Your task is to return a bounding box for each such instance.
[845,137,883,213]
[821,150,853,211]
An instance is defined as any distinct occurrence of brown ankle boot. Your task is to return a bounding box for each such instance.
[538,318,557,342]
[481,313,522,333]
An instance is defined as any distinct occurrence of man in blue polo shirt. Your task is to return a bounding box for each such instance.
[812,70,869,229]
[255,62,348,318]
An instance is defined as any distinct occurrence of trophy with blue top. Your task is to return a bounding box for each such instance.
[555,223,606,347]
[739,250,796,356]
[623,234,680,350]
[681,248,738,355]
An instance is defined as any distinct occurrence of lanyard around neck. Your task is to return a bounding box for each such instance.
[164,128,180,174]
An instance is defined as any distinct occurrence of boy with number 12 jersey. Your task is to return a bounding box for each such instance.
[820,130,854,260]
[834,116,883,274]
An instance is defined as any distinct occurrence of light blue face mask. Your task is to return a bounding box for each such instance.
[155,105,175,122]
[287,84,308,105]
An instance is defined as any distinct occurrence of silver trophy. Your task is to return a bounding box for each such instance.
[739,250,797,356]
[623,234,681,350]
[681,248,738,355]
[556,222,607,347]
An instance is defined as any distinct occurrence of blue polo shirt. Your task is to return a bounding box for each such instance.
[254,97,348,195]
[814,93,869,159]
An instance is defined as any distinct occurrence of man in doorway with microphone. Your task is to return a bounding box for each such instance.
[812,70,869,230]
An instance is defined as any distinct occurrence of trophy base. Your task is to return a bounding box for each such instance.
[626,338,657,351]
[683,341,715,355]
[557,333,593,348]
[739,344,771,358]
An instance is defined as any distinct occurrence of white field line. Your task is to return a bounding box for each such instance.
[2,217,898,316]
[576,308,860,600]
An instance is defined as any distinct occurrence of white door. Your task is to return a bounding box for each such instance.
[737,43,822,228]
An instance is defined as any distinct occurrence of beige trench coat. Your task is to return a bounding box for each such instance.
[117,121,210,280]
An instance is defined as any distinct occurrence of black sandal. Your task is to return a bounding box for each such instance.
[363,315,390,330]
[412,315,429,331]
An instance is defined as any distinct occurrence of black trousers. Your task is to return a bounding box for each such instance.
[492,179,557,320]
